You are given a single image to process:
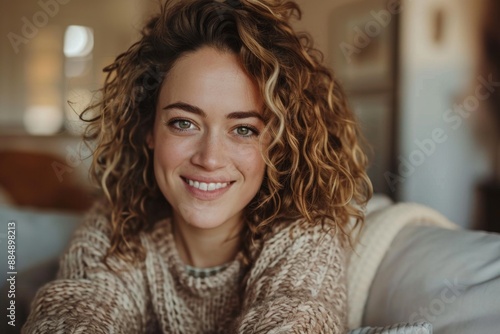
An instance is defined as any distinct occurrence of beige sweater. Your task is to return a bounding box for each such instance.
[22,208,347,333]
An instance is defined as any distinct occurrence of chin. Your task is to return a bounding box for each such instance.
[186,219,223,230]
[179,212,233,230]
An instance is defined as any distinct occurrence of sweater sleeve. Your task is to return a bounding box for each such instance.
[232,221,348,333]
[22,207,150,334]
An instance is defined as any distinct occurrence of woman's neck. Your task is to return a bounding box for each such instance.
[171,218,243,268]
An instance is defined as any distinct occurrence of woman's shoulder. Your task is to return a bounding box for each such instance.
[77,200,113,236]
[75,201,171,245]
[264,217,339,246]
[251,217,342,264]
[244,217,346,288]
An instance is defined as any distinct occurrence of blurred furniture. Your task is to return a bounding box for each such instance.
[359,206,500,334]
[474,180,500,233]
[0,206,81,333]
[473,0,500,233]
[0,150,94,212]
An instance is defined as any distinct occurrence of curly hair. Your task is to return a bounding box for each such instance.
[82,0,372,267]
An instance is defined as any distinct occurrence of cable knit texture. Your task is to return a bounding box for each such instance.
[22,206,347,333]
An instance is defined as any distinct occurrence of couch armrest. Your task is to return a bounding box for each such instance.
[364,225,500,334]
[347,202,456,329]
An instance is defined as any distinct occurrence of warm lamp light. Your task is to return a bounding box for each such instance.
[23,105,64,135]
[64,25,94,58]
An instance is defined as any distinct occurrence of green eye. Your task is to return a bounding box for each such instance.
[236,127,250,136]
[177,120,191,129]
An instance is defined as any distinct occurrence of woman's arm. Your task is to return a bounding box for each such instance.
[22,207,150,333]
[232,221,347,333]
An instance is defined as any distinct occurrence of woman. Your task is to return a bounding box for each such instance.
[23,0,371,332]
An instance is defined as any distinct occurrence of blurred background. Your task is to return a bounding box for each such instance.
[0,0,499,231]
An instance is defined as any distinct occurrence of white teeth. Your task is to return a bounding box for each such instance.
[185,178,230,191]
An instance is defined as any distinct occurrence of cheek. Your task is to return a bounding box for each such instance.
[237,145,266,178]
[152,139,193,181]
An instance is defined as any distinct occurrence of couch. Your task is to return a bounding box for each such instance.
[1,196,499,334]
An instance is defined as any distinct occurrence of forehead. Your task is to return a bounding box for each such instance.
[158,47,263,114]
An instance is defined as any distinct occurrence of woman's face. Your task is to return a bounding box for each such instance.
[148,47,267,232]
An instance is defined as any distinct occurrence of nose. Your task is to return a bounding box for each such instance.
[190,132,228,170]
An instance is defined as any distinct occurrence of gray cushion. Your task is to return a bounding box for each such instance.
[364,225,500,334]
[349,322,432,334]
[0,205,81,283]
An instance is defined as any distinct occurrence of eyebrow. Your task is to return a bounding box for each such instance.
[162,102,264,122]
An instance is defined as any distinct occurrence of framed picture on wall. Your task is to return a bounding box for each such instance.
[329,0,400,197]
[329,0,397,92]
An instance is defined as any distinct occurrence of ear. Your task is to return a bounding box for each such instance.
[146,131,154,149]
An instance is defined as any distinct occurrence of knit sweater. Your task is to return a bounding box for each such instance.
[22,207,347,333]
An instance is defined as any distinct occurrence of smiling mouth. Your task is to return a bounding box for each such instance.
[182,177,234,192]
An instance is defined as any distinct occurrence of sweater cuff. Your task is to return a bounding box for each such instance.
[232,295,346,334]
